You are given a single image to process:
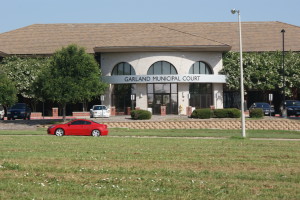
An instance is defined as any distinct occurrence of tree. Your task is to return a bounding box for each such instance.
[0,71,17,108]
[0,56,49,110]
[285,52,300,98]
[34,44,107,121]
[222,51,300,98]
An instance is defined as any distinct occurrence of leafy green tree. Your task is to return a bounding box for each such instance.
[0,71,17,108]
[222,51,300,98]
[284,52,300,98]
[0,56,49,110]
[34,44,107,120]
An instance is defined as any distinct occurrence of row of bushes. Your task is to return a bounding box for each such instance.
[191,108,265,119]
[130,108,264,120]
[191,108,241,119]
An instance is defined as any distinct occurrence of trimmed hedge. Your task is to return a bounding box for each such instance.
[130,110,152,120]
[214,108,241,118]
[249,108,264,118]
[191,108,212,119]
[191,108,241,119]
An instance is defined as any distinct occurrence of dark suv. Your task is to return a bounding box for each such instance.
[281,100,300,117]
[7,103,31,120]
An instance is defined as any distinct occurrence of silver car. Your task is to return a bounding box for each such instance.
[90,105,110,118]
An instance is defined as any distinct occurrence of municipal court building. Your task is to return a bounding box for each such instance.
[0,22,300,115]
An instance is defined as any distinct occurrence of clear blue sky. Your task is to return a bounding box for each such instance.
[1,0,299,33]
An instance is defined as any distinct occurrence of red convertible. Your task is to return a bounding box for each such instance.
[47,119,108,137]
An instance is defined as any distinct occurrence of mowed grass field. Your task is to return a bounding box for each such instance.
[0,133,299,199]
[2,127,300,139]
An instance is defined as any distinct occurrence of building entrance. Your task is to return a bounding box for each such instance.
[153,94,178,115]
[146,61,178,115]
[147,83,178,115]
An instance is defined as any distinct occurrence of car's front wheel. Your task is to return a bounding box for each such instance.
[55,128,64,136]
[91,129,100,137]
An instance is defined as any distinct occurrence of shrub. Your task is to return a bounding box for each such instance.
[249,108,264,118]
[213,108,241,118]
[191,108,212,119]
[227,108,241,118]
[130,110,152,120]
[213,109,228,118]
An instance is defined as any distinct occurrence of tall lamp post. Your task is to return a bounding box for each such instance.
[231,9,246,137]
[281,29,286,117]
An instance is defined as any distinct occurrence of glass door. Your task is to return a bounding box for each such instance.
[148,83,178,115]
[163,94,170,114]
[153,94,162,115]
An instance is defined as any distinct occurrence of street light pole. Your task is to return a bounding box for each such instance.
[281,29,286,117]
[231,9,246,137]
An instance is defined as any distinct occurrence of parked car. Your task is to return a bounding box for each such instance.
[47,119,109,137]
[0,105,4,120]
[249,102,275,116]
[90,105,110,118]
[280,100,300,117]
[7,103,31,120]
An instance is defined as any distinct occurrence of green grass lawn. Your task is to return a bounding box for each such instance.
[1,128,300,139]
[0,135,299,199]
[109,128,300,139]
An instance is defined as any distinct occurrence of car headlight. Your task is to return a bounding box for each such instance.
[7,111,11,114]
[21,111,25,114]
[287,107,294,110]
[48,125,56,129]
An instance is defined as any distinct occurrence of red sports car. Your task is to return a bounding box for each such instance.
[47,119,108,137]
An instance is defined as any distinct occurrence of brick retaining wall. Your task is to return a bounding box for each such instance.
[104,120,300,131]
[72,112,90,117]
[31,112,42,117]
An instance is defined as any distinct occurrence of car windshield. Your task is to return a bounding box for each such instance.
[286,101,300,106]
[11,104,26,109]
[255,103,270,108]
[93,106,106,110]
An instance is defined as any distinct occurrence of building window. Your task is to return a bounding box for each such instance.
[111,62,136,114]
[147,61,178,114]
[112,62,136,75]
[189,61,213,109]
[189,61,212,74]
[147,61,177,75]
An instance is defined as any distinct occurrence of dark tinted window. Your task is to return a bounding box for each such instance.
[255,103,270,108]
[286,101,300,106]
[84,121,91,125]
[94,106,107,110]
[11,104,26,109]
[71,120,85,125]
